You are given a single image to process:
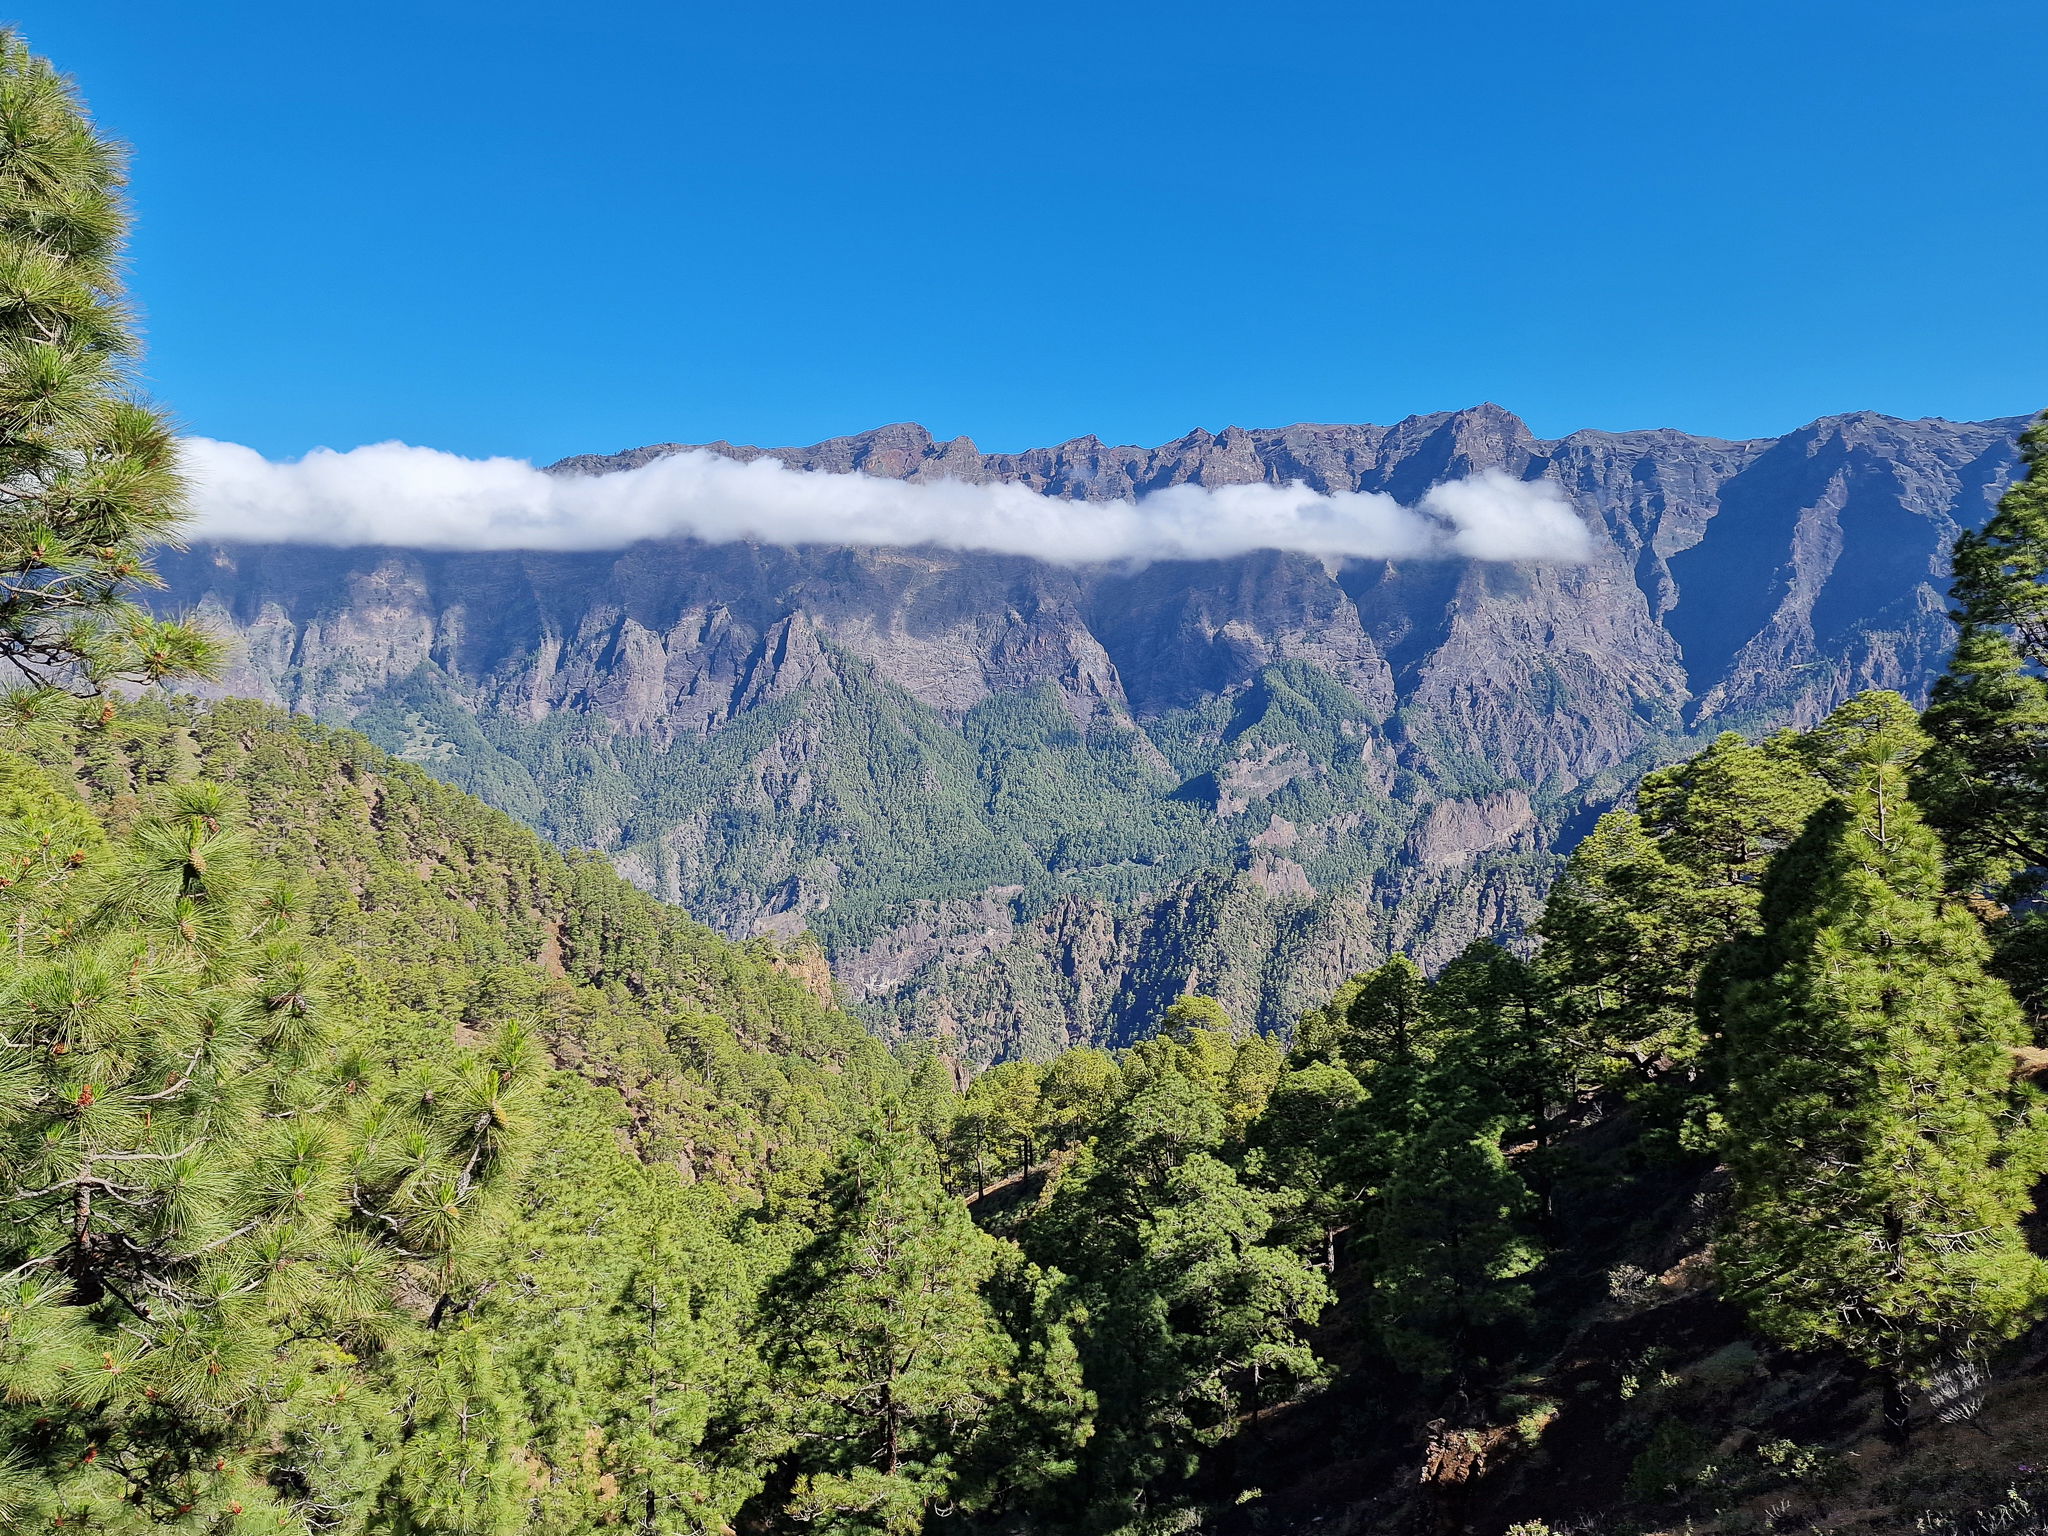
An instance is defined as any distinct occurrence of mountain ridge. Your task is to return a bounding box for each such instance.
[157,404,2035,1058]
[544,402,1837,491]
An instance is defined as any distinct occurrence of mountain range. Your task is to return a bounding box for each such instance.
[157,404,2030,1060]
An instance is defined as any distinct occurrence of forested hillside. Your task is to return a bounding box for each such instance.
[13,672,2048,1534]
[0,699,940,1531]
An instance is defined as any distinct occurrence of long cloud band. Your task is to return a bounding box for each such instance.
[177,438,1594,566]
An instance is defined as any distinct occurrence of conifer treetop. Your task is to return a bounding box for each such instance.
[0,28,218,710]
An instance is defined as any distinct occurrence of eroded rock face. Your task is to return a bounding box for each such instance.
[156,405,2032,1058]
[1407,792,1536,873]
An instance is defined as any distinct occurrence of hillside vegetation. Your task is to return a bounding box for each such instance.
[11,667,2048,1533]
[0,699,942,1530]
[4,23,2048,1536]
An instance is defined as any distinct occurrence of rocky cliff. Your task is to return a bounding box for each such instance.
[156,405,2031,1059]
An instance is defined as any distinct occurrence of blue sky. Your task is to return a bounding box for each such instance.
[20,0,2046,461]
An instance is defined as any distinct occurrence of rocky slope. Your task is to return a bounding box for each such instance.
[156,405,2032,1058]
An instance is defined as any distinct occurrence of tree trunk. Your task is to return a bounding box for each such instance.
[1881,1369,1911,1446]
[69,1176,103,1304]
[883,1378,899,1476]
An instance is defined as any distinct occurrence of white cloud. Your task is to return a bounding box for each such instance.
[1419,469,1595,562]
[178,439,1594,566]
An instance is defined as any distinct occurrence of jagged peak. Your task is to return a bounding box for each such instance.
[562,405,2023,482]
[1550,424,1752,449]
[829,420,935,447]
[1798,407,2039,436]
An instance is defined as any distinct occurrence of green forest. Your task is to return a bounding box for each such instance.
[4,25,2048,1536]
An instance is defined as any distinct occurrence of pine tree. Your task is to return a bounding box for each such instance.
[1355,949,1548,1387]
[1539,731,1828,1093]
[1243,1059,1367,1271]
[1020,1058,1327,1526]
[0,747,107,926]
[1281,954,1445,1225]
[1161,994,1233,1036]
[1937,411,2048,671]
[1335,955,1450,1201]
[756,1115,1017,1535]
[893,1039,961,1152]
[1920,413,2048,1022]
[0,779,354,1529]
[0,764,538,1530]
[1091,1069,1226,1209]
[1718,693,2048,1434]
[1365,1080,1540,1386]
[1920,623,2048,893]
[1431,943,1558,1138]
[1037,1152,1328,1525]
[958,1249,1094,1516]
[964,1058,1043,1183]
[1537,809,1710,1082]
[383,1327,522,1536]
[0,29,217,710]
[1219,1030,1283,1135]
[379,1044,821,1536]
[1293,954,1433,1077]
[1035,1046,1120,1151]
[1120,1154,1328,1441]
